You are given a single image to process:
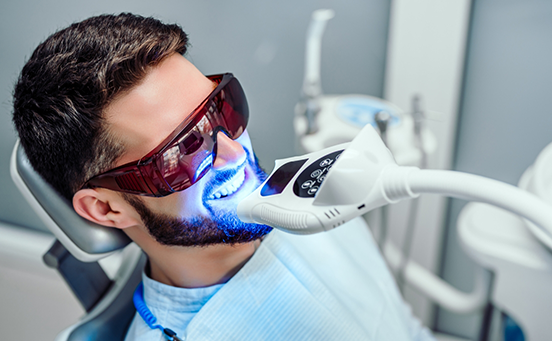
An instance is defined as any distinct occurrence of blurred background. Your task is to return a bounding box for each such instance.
[1,0,552,340]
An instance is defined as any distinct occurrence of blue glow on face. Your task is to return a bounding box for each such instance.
[200,151,271,244]
[194,153,214,182]
[128,149,272,247]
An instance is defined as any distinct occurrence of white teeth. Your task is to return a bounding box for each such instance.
[209,170,246,200]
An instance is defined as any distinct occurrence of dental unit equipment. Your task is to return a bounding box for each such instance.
[237,124,552,336]
[294,9,437,295]
[294,9,436,166]
[455,141,552,341]
[237,124,552,244]
[10,141,144,341]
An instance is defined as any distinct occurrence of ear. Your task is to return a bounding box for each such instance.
[73,189,141,229]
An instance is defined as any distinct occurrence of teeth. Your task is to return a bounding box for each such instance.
[209,170,246,200]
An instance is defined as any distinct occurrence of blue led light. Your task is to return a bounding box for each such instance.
[194,153,214,182]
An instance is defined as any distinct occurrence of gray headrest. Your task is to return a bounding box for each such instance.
[11,141,131,262]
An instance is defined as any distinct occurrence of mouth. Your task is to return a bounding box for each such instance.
[207,167,246,200]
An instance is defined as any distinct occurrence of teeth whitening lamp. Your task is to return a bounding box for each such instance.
[237,124,552,250]
[293,9,437,272]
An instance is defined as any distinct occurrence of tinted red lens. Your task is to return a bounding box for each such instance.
[218,77,249,139]
[151,74,248,195]
[84,74,248,197]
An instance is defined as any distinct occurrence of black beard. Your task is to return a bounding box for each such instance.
[123,154,272,247]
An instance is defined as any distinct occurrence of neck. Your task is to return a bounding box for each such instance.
[146,239,260,288]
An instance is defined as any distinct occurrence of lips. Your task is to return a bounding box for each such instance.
[207,168,246,200]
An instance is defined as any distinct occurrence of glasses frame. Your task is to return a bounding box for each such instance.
[83,73,248,197]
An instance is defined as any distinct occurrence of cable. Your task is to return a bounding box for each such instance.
[133,282,184,341]
[396,96,427,294]
[381,168,552,246]
[396,197,420,294]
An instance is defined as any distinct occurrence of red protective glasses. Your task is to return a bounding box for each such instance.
[84,73,248,197]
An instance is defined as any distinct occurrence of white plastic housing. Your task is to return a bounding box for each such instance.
[238,125,399,234]
[294,95,437,165]
[239,124,552,248]
[302,9,335,98]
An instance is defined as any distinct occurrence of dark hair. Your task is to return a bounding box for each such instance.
[13,13,189,200]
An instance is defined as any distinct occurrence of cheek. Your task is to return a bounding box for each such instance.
[141,184,209,218]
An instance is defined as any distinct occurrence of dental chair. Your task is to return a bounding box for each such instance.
[10,141,146,341]
[457,141,552,341]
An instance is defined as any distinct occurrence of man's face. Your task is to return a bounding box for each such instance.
[105,54,271,246]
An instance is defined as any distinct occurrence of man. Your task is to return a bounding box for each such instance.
[13,13,435,340]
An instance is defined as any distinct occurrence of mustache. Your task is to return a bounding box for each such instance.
[201,148,267,203]
[202,159,247,199]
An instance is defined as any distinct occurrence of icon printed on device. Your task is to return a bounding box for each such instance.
[293,149,344,198]
[308,186,319,195]
[301,180,316,189]
[320,159,332,167]
[311,169,323,178]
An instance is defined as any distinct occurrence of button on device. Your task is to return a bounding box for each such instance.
[311,169,322,178]
[320,159,332,167]
[293,149,344,198]
[301,180,316,189]
[307,186,319,195]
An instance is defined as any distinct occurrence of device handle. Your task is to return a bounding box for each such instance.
[385,169,552,249]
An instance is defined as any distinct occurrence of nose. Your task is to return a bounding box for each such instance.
[213,131,246,170]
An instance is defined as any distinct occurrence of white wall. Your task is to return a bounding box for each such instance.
[384,0,472,328]
[439,0,552,338]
